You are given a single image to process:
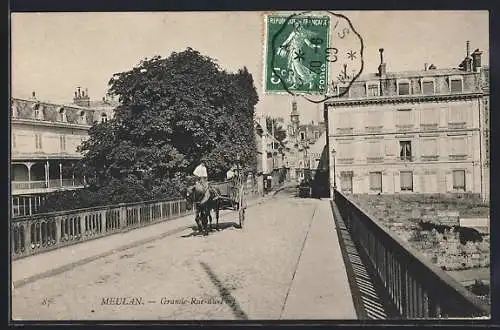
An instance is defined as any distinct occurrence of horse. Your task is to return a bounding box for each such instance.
[185,181,221,236]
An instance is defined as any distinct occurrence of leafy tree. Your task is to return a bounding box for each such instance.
[70,48,258,206]
[266,116,287,142]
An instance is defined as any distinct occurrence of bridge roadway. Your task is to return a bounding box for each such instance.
[12,186,356,320]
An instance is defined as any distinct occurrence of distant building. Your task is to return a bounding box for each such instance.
[284,100,326,182]
[11,89,118,217]
[325,42,489,201]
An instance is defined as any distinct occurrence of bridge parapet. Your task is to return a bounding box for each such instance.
[333,190,490,319]
[11,197,192,260]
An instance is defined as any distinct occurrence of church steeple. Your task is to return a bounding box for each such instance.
[288,99,300,139]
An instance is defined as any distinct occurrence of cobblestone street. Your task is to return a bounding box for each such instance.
[12,188,355,320]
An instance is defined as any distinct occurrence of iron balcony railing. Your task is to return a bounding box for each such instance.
[333,190,490,319]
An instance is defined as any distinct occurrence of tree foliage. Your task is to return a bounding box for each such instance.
[266,116,287,142]
[43,48,260,211]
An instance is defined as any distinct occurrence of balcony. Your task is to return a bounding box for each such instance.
[12,179,85,194]
[421,155,439,161]
[449,154,468,161]
[365,126,384,134]
[366,157,384,164]
[420,123,439,131]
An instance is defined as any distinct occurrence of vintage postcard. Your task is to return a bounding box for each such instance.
[10,10,490,322]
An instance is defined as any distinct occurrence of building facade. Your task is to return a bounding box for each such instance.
[284,100,326,182]
[325,46,489,201]
[11,89,117,217]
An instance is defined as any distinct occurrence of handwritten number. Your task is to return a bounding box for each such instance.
[326,48,338,63]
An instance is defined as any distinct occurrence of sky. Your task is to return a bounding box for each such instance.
[11,11,489,125]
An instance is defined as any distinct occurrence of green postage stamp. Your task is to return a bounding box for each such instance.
[264,14,331,94]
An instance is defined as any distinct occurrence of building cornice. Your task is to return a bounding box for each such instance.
[325,92,484,107]
[12,118,91,130]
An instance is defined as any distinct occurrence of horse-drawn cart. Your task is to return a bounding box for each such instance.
[211,177,247,228]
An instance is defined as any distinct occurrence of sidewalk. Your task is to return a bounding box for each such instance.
[12,190,277,288]
[280,199,357,319]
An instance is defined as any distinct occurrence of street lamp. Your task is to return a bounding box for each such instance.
[331,148,337,198]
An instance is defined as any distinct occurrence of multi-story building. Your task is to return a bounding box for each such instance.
[325,43,489,201]
[284,100,327,182]
[10,88,117,217]
[254,115,285,176]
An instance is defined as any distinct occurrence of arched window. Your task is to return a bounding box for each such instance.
[101,113,107,123]
[58,107,67,122]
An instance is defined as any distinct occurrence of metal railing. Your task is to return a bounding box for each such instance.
[333,190,490,319]
[11,197,192,260]
[12,179,85,190]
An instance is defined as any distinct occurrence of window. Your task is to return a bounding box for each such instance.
[79,111,87,124]
[340,171,353,193]
[33,103,42,120]
[365,110,382,131]
[35,134,42,150]
[421,80,435,95]
[420,108,439,128]
[366,83,380,97]
[400,141,412,161]
[338,113,352,128]
[12,134,16,148]
[398,80,411,95]
[452,170,466,191]
[315,131,320,139]
[369,172,382,192]
[300,131,305,141]
[338,86,349,98]
[448,105,468,128]
[400,171,413,191]
[421,138,438,160]
[101,113,108,123]
[396,109,413,128]
[60,135,66,151]
[450,78,463,93]
[337,142,355,164]
[58,107,67,122]
[450,136,467,157]
[367,140,384,162]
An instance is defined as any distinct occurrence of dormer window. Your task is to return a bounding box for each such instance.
[449,76,463,93]
[366,81,380,97]
[79,111,87,124]
[337,84,349,98]
[421,78,435,95]
[58,107,67,122]
[32,103,43,120]
[397,79,411,95]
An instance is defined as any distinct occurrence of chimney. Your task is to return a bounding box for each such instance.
[472,49,483,73]
[85,88,89,98]
[424,63,428,71]
[32,91,36,99]
[378,48,386,76]
[77,87,81,98]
